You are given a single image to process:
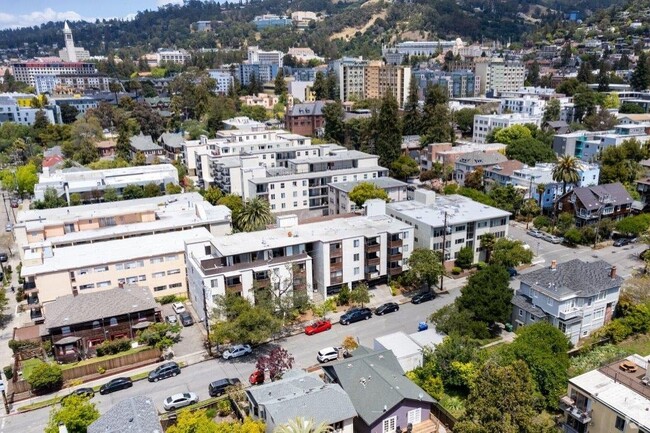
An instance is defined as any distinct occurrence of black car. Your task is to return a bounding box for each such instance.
[208,378,241,397]
[613,237,632,247]
[99,377,132,395]
[179,312,194,326]
[339,308,372,325]
[411,291,435,304]
[148,361,181,382]
[375,302,399,316]
[507,267,519,278]
[61,387,94,402]
[0,252,7,263]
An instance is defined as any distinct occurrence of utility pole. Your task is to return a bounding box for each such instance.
[593,207,604,249]
[202,283,212,356]
[440,211,448,292]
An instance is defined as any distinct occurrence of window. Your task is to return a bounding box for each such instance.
[152,271,165,278]
[153,285,167,292]
[407,408,422,425]
[353,253,359,261]
[92,321,100,329]
[169,283,182,289]
[150,257,164,264]
[280,183,285,189]
[382,416,396,433]
[518,309,523,317]
[354,267,360,275]
[353,239,360,247]
[97,281,111,288]
[109,317,118,326]
[455,225,466,232]
[615,416,626,430]
[455,238,464,245]
[281,193,286,199]
[116,263,124,270]
[94,266,108,272]
[167,269,181,275]
[61,326,71,335]
[597,290,606,300]
[79,283,95,290]
[594,308,604,319]
[165,255,177,262]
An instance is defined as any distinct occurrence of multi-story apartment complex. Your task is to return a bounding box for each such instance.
[247,46,284,67]
[382,39,465,57]
[499,95,547,117]
[252,14,293,29]
[185,200,413,312]
[0,94,56,126]
[34,164,179,205]
[386,190,511,263]
[474,56,526,96]
[156,49,191,65]
[473,113,542,143]
[21,227,213,320]
[412,70,479,99]
[512,259,621,345]
[12,61,97,87]
[328,178,408,215]
[50,96,98,122]
[35,74,110,94]
[208,70,234,94]
[560,354,650,433]
[331,57,367,102]
[364,62,411,108]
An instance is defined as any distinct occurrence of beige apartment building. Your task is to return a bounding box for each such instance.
[364,62,411,108]
[21,228,213,322]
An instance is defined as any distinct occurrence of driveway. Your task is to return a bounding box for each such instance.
[161,302,206,357]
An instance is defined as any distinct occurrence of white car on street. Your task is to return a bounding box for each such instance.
[163,392,198,411]
[172,302,186,314]
[222,344,252,360]
[317,347,341,363]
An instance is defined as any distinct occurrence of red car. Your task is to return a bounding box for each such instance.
[304,320,332,336]
[249,370,264,385]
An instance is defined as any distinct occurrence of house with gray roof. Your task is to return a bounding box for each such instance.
[285,101,328,136]
[88,395,162,433]
[130,133,164,159]
[454,150,508,186]
[512,259,622,345]
[246,370,356,433]
[322,347,435,433]
[158,132,184,160]
[557,182,632,226]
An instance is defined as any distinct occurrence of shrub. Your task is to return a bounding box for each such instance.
[563,228,583,246]
[476,261,487,270]
[8,339,39,354]
[451,266,462,275]
[455,246,474,269]
[205,408,217,419]
[25,361,63,392]
[443,183,459,195]
[337,284,350,306]
[95,339,132,357]
[569,344,631,377]
[533,215,551,229]
[216,398,232,416]
[3,365,12,380]
[156,294,184,304]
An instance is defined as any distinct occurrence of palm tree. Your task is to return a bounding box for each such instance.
[235,197,273,232]
[552,155,581,195]
[274,418,332,433]
[536,183,546,208]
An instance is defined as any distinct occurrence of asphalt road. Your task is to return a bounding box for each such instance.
[0,292,459,433]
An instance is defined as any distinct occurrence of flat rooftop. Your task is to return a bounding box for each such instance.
[209,214,412,257]
[329,177,408,193]
[387,194,511,227]
[249,166,388,184]
[292,150,376,164]
[22,227,212,276]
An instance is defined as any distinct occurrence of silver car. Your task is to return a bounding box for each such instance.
[163,392,198,411]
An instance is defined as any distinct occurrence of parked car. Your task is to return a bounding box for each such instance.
[317,346,342,363]
[222,344,252,360]
[5,223,12,232]
[375,302,399,316]
[411,291,435,304]
[0,252,8,263]
[507,267,519,278]
[527,229,542,238]
[208,378,241,397]
[99,377,132,395]
[9,199,18,208]
[165,314,177,324]
[171,302,186,314]
[304,319,332,335]
[541,233,554,242]
[613,237,632,247]
[249,370,265,385]
[548,235,563,244]
[61,387,94,402]
[148,361,181,382]
[163,392,199,411]
[339,308,372,325]
[179,312,194,327]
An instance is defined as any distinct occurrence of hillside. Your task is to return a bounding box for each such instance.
[0,0,628,61]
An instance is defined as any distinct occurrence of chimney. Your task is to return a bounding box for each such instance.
[118,282,124,289]
[550,260,557,270]
[610,265,617,279]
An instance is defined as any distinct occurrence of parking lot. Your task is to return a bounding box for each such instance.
[161,302,206,357]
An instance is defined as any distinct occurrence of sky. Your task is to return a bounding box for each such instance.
[0,1,186,29]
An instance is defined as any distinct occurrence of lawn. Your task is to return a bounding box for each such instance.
[21,358,43,380]
[60,346,151,371]
[617,333,650,356]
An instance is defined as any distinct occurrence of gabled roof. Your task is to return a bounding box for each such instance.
[484,159,524,177]
[456,151,507,167]
[512,294,548,318]
[159,132,184,149]
[88,396,162,433]
[322,348,434,426]
[566,182,632,211]
[43,285,159,329]
[288,101,328,117]
[518,259,623,299]
[130,134,161,152]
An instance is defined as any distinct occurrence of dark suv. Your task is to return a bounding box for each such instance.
[148,361,181,382]
[208,378,241,397]
[339,308,372,325]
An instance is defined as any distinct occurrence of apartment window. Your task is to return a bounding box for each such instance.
[353,253,360,261]
[78,269,90,275]
[270,184,275,190]
[354,267,360,276]
[455,225,466,232]
[138,275,146,281]
[94,266,108,272]
[97,281,111,288]
[165,255,177,262]
[353,239,360,247]
[127,276,138,284]
[280,183,285,189]
[615,416,625,431]
[153,285,167,292]
[594,308,604,319]
[271,205,276,210]
[586,297,593,307]
[293,191,298,197]
[109,317,118,326]
[61,326,71,335]
[167,269,181,275]
[282,203,286,209]
[281,193,286,199]
[455,238,464,245]
[169,283,182,289]
[518,309,523,317]
[79,283,95,290]
[597,291,606,300]
[382,417,396,433]
[293,202,298,207]
[270,194,275,199]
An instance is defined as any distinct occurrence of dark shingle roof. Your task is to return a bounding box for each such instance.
[43,286,158,329]
[159,132,184,149]
[322,348,434,426]
[88,396,162,433]
[512,294,548,317]
[518,259,623,300]
[130,134,161,152]
[288,101,328,117]
[569,182,632,211]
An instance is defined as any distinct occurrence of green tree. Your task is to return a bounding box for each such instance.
[520,199,541,227]
[166,183,182,194]
[274,69,287,96]
[479,233,496,262]
[374,92,402,168]
[202,187,224,205]
[133,151,147,166]
[583,109,618,131]
[15,163,39,195]
[430,303,491,340]
[122,184,144,200]
[25,360,63,392]
[218,194,244,223]
[31,187,67,209]
[542,99,561,123]
[597,61,611,92]
[631,51,650,91]
[402,79,421,135]
[337,283,351,306]
[45,394,100,433]
[463,167,484,191]
[137,322,181,349]
[454,361,541,433]
[312,71,328,100]
[322,101,345,144]
[488,185,524,215]
[490,238,533,268]
[455,246,474,269]
[620,102,645,114]
[103,187,119,202]
[348,182,389,207]
[405,248,444,290]
[431,335,483,391]
[421,84,452,144]
[553,155,581,194]
[455,108,479,136]
[572,86,597,122]
[349,282,372,307]
[211,295,282,346]
[494,124,532,145]
[576,61,593,84]
[59,104,80,124]
[143,182,162,198]
[326,70,338,100]
[235,197,273,232]
[616,214,650,236]
[457,265,512,324]
[505,137,556,166]
[390,155,419,180]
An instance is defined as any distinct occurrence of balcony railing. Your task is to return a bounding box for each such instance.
[561,424,580,433]
[330,247,343,258]
[388,252,403,261]
[365,242,381,253]
[365,272,380,280]
[388,238,403,248]
[225,283,242,294]
[366,256,380,266]
[559,307,583,320]
[27,296,40,306]
[559,398,591,424]
[330,261,343,271]
[330,275,343,284]
[388,266,402,276]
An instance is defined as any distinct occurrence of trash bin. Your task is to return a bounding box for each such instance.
[505,323,513,332]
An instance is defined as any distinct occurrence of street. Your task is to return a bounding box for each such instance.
[0,292,458,433]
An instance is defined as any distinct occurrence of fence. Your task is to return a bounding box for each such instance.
[61,347,161,382]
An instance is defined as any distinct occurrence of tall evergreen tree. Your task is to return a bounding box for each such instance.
[312,71,327,100]
[322,101,345,144]
[576,61,593,83]
[274,69,287,96]
[326,70,338,100]
[421,84,452,145]
[526,60,540,86]
[402,79,421,135]
[631,51,650,91]
[597,61,611,92]
[373,92,402,168]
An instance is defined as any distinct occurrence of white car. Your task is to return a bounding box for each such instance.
[317,347,341,363]
[163,392,198,411]
[222,344,252,360]
[165,315,178,324]
[172,302,186,314]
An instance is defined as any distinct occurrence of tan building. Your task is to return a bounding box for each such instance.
[364,63,411,108]
[561,354,650,433]
[21,227,213,322]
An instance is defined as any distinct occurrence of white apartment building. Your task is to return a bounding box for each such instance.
[21,227,213,312]
[185,200,413,313]
[328,177,409,215]
[382,39,464,57]
[472,113,542,143]
[0,95,56,126]
[247,46,284,67]
[14,192,231,260]
[208,70,234,94]
[331,57,367,102]
[34,164,179,205]
[579,124,650,161]
[287,47,323,63]
[499,95,547,117]
[386,190,511,263]
[11,61,97,87]
[512,259,622,345]
[474,57,526,96]
[156,49,191,65]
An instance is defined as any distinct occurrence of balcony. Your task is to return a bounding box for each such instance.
[330,260,343,271]
[330,275,343,284]
[330,246,343,258]
[27,295,40,306]
[366,255,380,266]
[388,266,402,276]
[225,283,243,294]
[559,307,583,320]
[388,252,403,261]
[365,271,380,280]
[365,241,381,253]
[559,397,591,424]
[388,238,403,248]
[561,424,581,433]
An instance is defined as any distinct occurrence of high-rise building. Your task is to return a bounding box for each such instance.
[364,62,411,108]
[474,56,526,96]
[330,57,367,102]
[58,22,90,62]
